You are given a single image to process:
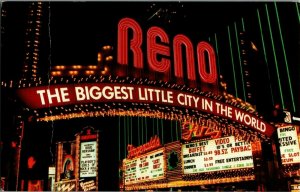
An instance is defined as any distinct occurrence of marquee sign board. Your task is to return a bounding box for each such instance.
[17,83,274,137]
[182,136,254,174]
[78,126,99,191]
[123,148,165,185]
[277,126,300,164]
[80,141,97,177]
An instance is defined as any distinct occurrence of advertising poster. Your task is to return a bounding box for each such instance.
[124,149,165,185]
[277,126,300,164]
[182,136,254,174]
[56,142,76,181]
[80,141,97,177]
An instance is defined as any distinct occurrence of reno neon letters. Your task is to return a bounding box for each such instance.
[117,17,217,84]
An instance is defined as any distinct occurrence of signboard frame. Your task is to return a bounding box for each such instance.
[181,136,254,174]
[277,126,300,165]
[76,126,99,191]
[123,147,166,185]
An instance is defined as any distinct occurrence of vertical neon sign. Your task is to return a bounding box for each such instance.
[117,17,218,85]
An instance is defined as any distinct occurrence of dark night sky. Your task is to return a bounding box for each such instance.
[49,2,263,65]
[2,1,297,89]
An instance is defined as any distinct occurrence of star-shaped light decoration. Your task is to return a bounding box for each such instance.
[146,2,186,24]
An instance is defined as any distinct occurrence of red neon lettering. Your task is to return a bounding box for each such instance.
[147,26,170,73]
[197,41,217,83]
[215,137,230,145]
[80,134,97,141]
[182,120,221,141]
[117,17,143,68]
[117,18,218,85]
[173,34,196,81]
[127,135,161,158]
[181,121,193,141]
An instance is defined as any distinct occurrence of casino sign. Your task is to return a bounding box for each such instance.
[12,17,275,142]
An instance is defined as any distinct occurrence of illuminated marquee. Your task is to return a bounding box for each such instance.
[17,83,275,137]
[117,17,217,84]
[124,148,165,185]
[182,136,254,174]
[181,119,222,141]
[80,141,97,177]
[277,126,300,164]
